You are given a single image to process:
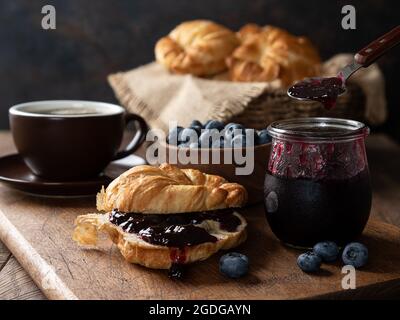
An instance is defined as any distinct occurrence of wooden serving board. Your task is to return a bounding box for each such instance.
[0,182,400,300]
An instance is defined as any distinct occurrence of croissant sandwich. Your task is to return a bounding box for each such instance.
[73,164,248,278]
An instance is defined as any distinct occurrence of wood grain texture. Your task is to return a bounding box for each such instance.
[1,196,400,300]
[0,241,11,269]
[0,131,400,299]
[0,256,45,300]
[367,135,400,227]
[0,132,15,155]
[0,209,78,300]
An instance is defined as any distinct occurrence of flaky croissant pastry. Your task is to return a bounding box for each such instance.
[74,164,248,270]
[155,20,239,76]
[227,24,321,86]
[97,163,248,213]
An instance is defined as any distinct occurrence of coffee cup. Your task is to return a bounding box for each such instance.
[9,100,148,180]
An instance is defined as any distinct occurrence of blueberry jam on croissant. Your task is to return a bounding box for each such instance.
[109,208,242,248]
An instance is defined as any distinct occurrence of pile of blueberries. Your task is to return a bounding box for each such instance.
[219,241,368,279]
[167,120,271,148]
[297,241,368,273]
[217,242,368,278]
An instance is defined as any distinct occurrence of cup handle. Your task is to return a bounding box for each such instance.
[112,113,148,160]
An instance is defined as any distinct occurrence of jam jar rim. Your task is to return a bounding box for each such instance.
[267,117,369,142]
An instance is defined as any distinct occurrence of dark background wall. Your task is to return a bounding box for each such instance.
[1,0,399,139]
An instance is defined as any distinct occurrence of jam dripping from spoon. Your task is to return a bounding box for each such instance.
[288,25,400,109]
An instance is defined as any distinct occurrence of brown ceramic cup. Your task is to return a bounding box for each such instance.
[9,100,148,180]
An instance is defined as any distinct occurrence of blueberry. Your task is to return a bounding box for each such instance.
[313,241,339,262]
[231,134,246,148]
[224,123,244,140]
[204,120,213,127]
[224,122,236,130]
[342,242,368,268]
[297,252,322,273]
[190,120,203,128]
[190,125,202,136]
[257,129,271,145]
[205,120,224,131]
[225,122,244,130]
[180,128,199,144]
[219,252,249,278]
[167,126,183,145]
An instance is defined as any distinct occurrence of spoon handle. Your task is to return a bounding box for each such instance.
[355,25,400,67]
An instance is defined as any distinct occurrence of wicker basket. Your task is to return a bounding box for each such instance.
[230,82,366,130]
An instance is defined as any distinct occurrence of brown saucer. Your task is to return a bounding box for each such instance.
[0,154,113,197]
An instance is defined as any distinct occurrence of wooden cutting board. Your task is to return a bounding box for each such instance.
[0,182,400,300]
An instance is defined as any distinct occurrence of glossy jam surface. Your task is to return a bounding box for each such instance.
[109,209,241,248]
[288,77,345,109]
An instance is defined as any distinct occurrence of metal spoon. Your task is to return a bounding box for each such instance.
[287,25,400,107]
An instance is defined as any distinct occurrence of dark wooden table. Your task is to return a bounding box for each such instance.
[1,131,400,299]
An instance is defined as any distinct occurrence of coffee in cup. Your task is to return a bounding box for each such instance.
[9,100,148,180]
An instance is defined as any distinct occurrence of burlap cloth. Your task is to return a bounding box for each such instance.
[108,54,386,131]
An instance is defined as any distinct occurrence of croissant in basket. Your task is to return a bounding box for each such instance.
[155,20,240,76]
[226,24,321,86]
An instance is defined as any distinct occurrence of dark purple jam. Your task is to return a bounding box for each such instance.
[268,138,367,180]
[265,136,371,247]
[109,208,241,248]
[139,224,217,247]
[264,169,371,247]
[168,248,187,280]
[288,77,345,109]
[168,263,185,280]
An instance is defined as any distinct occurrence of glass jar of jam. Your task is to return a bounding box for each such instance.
[264,118,371,248]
